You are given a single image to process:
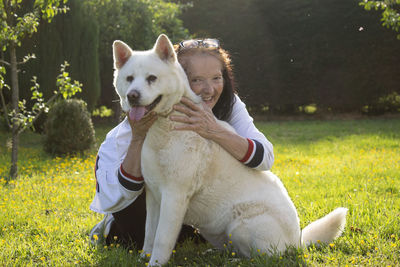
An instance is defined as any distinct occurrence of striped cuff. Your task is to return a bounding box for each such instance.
[118,165,144,191]
[240,138,265,168]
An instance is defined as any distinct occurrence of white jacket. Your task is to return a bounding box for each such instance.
[90,95,274,214]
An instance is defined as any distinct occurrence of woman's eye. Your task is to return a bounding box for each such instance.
[214,76,223,81]
[191,78,202,83]
[126,75,134,82]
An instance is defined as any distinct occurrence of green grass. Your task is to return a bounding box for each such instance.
[0,118,399,266]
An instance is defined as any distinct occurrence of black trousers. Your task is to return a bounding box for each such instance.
[107,190,205,249]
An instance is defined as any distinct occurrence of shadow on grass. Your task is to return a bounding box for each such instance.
[90,238,309,267]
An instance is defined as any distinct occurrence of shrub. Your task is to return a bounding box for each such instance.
[44,99,95,155]
[298,103,318,115]
[361,91,400,115]
[378,91,400,113]
[92,105,114,118]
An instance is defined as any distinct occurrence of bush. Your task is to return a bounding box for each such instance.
[378,91,400,113]
[298,103,318,115]
[44,99,95,155]
[92,105,114,118]
[361,91,400,115]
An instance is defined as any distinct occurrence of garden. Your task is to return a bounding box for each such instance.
[1,0,400,266]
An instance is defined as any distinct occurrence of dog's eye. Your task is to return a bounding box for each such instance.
[147,75,157,84]
[126,75,134,82]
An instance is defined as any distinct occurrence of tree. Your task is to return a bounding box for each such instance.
[360,0,400,39]
[0,0,68,178]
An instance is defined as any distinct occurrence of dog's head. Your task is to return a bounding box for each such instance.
[113,34,198,121]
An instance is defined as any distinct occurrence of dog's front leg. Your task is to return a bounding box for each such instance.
[148,189,188,266]
[142,188,160,257]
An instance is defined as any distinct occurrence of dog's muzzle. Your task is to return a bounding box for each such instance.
[127,90,140,106]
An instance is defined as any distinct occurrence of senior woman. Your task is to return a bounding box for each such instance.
[89,38,274,248]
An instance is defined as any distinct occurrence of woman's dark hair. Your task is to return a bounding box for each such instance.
[175,44,237,121]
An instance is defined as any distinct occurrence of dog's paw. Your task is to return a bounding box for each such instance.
[148,258,162,267]
[140,250,152,259]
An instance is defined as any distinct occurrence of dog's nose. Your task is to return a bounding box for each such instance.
[127,90,140,105]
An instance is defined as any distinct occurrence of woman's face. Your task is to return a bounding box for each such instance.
[185,54,224,109]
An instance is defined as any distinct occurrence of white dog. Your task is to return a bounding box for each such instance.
[112,34,348,266]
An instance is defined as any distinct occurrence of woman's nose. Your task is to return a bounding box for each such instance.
[202,80,214,94]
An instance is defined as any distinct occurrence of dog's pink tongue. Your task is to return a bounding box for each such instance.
[129,107,146,122]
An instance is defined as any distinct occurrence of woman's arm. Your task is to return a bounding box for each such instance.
[170,96,274,171]
[90,112,157,214]
[170,97,249,161]
[227,95,274,170]
[122,112,158,177]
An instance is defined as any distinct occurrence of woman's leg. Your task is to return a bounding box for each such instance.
[109,190,147,249]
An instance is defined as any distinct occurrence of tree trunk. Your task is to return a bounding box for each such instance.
[9,42,19,179]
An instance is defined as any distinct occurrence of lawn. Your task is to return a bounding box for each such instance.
[0,118,399,266]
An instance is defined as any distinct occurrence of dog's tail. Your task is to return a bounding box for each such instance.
[301,207,348,247]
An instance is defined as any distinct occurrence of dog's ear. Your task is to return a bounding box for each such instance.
[154,34,176,63]
[113,41,133,69]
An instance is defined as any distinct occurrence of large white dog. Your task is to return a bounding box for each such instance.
[113,34,347,266]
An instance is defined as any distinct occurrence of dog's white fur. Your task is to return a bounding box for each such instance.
[113,34,348,266]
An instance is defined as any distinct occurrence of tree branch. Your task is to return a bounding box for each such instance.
[16,92,60,135]
[0,59,11,67]
[17,54,36,65]
[31,93,59,124]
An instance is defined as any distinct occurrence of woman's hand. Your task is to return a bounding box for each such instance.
[127,111,158,141]
[170,97,224,140]
[170,97,249,161]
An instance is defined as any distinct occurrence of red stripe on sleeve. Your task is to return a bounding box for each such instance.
[120,165,144,182]
[240,138,254,163]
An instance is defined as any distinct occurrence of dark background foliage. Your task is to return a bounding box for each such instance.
[175,0,400,114]
[3,0,188,116]
[14,0,100,111]
[2,0,399,117]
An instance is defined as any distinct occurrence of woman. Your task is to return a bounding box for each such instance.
[89,38,274,248]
